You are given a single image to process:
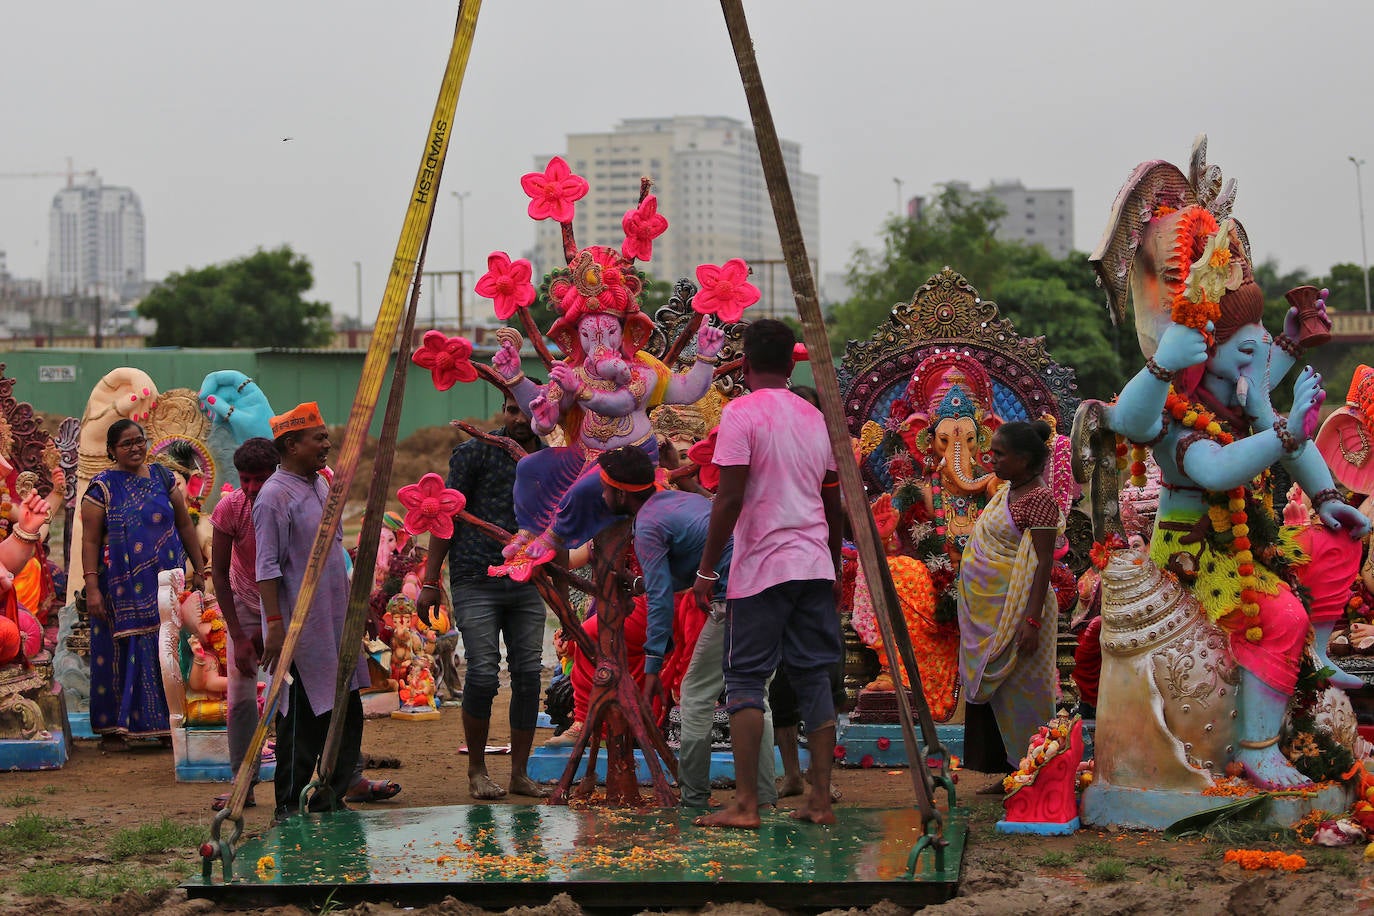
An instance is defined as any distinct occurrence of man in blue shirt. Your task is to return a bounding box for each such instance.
[598,446,776,809]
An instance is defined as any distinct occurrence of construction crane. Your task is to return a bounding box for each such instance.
[0,158,97,188]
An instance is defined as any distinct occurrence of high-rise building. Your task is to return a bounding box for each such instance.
[532,116,819,322]
[47,176,145,303]
[938,179,1074,259]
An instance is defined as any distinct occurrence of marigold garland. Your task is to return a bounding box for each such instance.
[1129,444,1148,487]
[1222,849,1306,872]
[1164,388,1263,641]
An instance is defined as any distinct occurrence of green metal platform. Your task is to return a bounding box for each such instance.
[187,803,967,909]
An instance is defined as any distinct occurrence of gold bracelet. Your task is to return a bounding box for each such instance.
[11,526,40,543]
[1236,734,1281,750]
[695,354,720,365]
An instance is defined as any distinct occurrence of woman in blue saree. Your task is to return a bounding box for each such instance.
[81,419,208,750]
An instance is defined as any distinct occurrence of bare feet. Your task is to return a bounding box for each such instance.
[789,799,837,825]
[469,773,508,800]
[694,804,761,829]
[776,774,806,798]
[509,774,550,798]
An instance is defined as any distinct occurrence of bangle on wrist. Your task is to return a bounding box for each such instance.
[1312,487,1343,511]
[12,526,40,543]
[1025,616,1041,629]
[83,571,99,579]
[504,372,527,387]
[1272,419,1302,455]
[695,353,720,366]
[1144,356,1174,382]
[265,615,282,624]
[695,569,720,582]
[1275,333,1303,359]
[419,583,439,592]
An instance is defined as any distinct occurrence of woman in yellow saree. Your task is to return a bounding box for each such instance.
[957,421,1063,772]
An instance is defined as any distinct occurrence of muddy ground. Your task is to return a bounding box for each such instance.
[0,678,1370,916]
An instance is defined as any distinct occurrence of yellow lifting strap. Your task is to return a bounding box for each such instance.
[210,0,484,844]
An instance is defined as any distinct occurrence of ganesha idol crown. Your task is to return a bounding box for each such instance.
[1099,548,1206,657]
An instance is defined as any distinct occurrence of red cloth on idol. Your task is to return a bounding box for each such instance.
[1295,525,1362,624]
[660,591,708,703]
[572,596,649,723]
[1071,616,1102,708]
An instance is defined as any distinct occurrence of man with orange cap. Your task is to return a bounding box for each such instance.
[254,402,367,823]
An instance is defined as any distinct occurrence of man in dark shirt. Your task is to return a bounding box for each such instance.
[418,390,548,799]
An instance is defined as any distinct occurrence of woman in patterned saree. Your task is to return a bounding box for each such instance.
[81,419,208,751]
[956,420,1063,775]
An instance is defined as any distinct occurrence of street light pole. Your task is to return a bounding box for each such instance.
[353,260,363,326]
[1351,156,1371,314]
[893,177,904,217]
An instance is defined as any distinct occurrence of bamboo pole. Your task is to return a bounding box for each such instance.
[718,0,947,834]
[313,223,431,798]
[209,0,484,858]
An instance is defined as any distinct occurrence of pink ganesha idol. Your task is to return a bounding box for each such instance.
[409,156,760,580]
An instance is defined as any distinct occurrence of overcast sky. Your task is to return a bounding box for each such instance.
[4,0,1373,324]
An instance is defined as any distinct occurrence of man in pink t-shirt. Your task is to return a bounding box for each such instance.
[208,437,278,811]
[692,319,844,829]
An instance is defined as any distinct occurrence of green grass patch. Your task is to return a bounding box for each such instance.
[1309,848,1359,877]
[17,864,173,899]
[0,813,68,852]
[1088,858,1128,882]
[1,793,38,807]
[41,785,58,796]
[1135,853,1170,870]
[1073,839,1111,860]
[1200,819,1296,848]
[108,818,205,860]
[1036,850,1073,868]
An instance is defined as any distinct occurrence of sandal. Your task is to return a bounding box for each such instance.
[345,778,402,803]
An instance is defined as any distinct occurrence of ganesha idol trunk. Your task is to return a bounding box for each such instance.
[1081,549,1238,828]
[1080,548,1350,829]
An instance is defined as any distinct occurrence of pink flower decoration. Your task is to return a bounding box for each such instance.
[692,258,760,323]
[621,195,669,262]
[397,473,466,540]
[411,330,478,391]
[474,252,536,320]
[520,156,589,223]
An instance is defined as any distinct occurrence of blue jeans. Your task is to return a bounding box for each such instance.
[677,602,776,808]
[453,578,546,730]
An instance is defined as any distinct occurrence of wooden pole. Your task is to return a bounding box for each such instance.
[314,221,431,798]
[718,0,948,833]
[210,0,483,847]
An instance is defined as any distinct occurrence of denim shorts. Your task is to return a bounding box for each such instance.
[723,578,840,726]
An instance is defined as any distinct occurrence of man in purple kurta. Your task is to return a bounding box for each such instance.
[255,402,367,823]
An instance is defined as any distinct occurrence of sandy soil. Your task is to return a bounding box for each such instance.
[0,689,1369,916]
